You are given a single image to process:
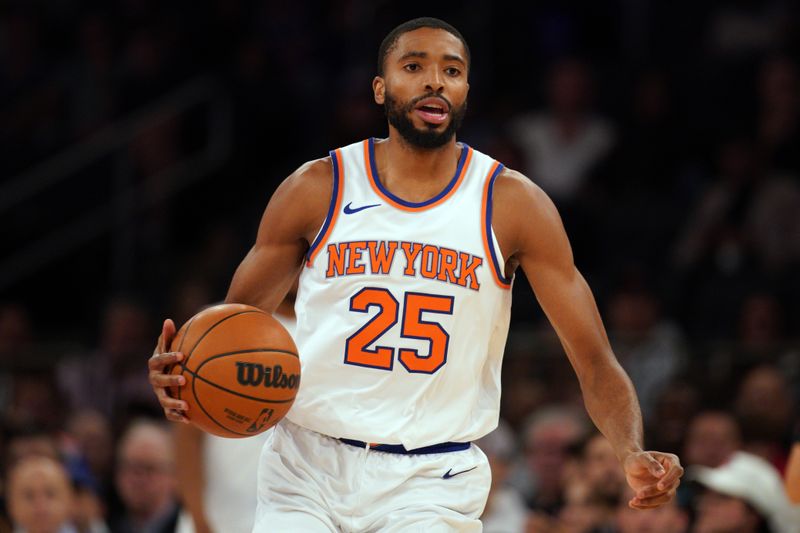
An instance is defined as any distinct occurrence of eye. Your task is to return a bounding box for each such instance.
[445,67,461,77]
[403,63,420,72]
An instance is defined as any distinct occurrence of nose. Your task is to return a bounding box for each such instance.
[424,68,444,94]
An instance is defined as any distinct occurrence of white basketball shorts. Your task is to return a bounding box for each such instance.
[253,419,491,532]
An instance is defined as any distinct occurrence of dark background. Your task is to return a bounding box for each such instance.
[0,0,798,530]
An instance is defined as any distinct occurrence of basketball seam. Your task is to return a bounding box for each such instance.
[191,375,253,437]
[197,347,299,361]
[186,309,268,364]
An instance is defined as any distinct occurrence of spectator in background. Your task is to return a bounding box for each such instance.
[72,482,109,533]
[0,304,32,356]
[690,451,800,533]
[672,136,761,280]
[555,433,623,533]
[61,12,117,139]
[647,380,701,455]
[737,292,786,360]
[556,480,615,533]
[110,419,180,533]
[4,371,66,433]
[734,364,794,470]
[0,304,33,424]
[6,455,77,533]
[476,420,528,533]
[581,433,627,507]
[682,411,741,468]
[64,410,114,502]
[674,135,800,336]
[743,166,800,274]
[756,56,800,175]
[509,57,615,267]
[598,68,683,277]
[606,283,687,421]
[510,58,615,204]
[705,293,797,400]
[616,485,688,533]
[4,425,59,470]
[4,426,108,533]
[58,298,159,428]
[518,405,589,516]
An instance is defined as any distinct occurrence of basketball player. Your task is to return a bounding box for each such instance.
[174,287,297,533]
[148,17,684,531]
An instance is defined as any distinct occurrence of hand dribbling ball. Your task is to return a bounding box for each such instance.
[168,303,300,438]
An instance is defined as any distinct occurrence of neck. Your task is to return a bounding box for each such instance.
[380,127,460,185]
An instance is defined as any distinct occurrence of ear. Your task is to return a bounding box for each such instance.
[373,76,385,105]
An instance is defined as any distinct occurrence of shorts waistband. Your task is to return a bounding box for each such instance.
[338,438,470,455]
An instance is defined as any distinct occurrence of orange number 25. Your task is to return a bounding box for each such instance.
[344,288,454,374]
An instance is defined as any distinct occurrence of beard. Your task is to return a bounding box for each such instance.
[384,90,467,150]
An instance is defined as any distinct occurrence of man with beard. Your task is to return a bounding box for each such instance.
[148,17,683,531]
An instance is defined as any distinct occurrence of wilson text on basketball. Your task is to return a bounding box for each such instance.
[235,362,300,389]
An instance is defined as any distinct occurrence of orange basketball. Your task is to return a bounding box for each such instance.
[167,303,300,438]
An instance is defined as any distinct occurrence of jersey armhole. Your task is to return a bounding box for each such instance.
[481,161,513,289]
[305,149,344,266]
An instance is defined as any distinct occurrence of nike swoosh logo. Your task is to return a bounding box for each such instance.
[343,202,381,214]
[442,466,477,479]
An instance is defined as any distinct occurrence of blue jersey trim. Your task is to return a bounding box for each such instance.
[367,137,469,208]
[306,150,341,262]
[486,163,512,285]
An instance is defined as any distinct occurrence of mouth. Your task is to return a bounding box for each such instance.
[413,97,450,125]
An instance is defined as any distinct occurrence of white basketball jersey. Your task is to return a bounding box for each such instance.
[288,138,513,450]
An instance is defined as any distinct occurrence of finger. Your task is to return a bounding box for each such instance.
[657,464,684,491]
[635,483,664,499]
[162,318,176,347]
[155,319,177,355]
[149,372,186,390]
[642,453,666,478]
[164,409,190,424]
[159,396,190,412]
[148,351,184,371]
[152,385,189,411]
[630,489,677,509]
[652,455,684,485]
[637,478,681,500]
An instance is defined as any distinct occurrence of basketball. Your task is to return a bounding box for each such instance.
[167,303,300,438]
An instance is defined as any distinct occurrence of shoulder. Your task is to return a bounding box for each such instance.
[280,156,334,197]
[255,156,336,243]
[493,166,554,214]
[490,166,564,258]
[270,156,334,218]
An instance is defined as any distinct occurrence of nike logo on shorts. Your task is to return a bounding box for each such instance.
[343,202,381,214]
[442,466,477,479]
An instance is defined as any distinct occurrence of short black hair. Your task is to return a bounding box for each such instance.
[377,17,470,76]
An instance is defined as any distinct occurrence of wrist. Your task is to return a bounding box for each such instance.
[618,445,645,464]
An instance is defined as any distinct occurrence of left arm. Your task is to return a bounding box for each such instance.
[492,169,683,509]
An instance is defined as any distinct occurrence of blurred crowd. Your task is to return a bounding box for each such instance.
[1,0,799,532]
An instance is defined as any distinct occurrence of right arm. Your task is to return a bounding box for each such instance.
[148,157,333,422]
